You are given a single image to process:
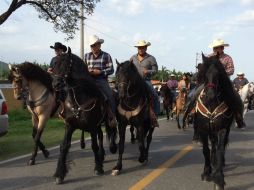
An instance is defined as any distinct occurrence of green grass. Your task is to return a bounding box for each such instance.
[0,109,88,161]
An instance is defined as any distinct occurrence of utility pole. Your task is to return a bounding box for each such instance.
[80,1,84,60]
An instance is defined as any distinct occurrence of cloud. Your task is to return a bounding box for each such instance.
[108,0,144,15]
[149,0,226,12]
[240,0,254,6]
[235,9,254,22]
[0,25,20,34]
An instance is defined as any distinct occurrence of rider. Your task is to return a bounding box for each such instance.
[166,74,178,102]
[183,38,245,129]
[48,42,67,116]
[233,72,249,92]
[178,73,190,93]
[84,35,117,128]
[130,39,160,128]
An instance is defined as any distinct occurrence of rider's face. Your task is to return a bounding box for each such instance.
[91,43,101,55]
[55,49,63,56]
[137,46,147,56]
[213,46,224,54]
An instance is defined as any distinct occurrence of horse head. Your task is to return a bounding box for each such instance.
[8,64,25,100]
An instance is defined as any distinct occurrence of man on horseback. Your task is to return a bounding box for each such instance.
[184,39,245,129]
[48,42,67,116]
[233,72,249,92]
[130,40,159,128]
[84,35,117,128]
[166,74,178,102]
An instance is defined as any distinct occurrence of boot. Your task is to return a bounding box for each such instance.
[150,107,159,128]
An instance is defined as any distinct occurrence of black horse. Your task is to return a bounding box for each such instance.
[191,54,236,190]
[53,48,117,184]
[159,84,174,120]
[111,60,154,176]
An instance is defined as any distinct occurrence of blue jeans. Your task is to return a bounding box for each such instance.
[94,79,116,114]
[145,80,160,116]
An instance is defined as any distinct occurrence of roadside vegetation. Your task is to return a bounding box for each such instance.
[0,108,87,161]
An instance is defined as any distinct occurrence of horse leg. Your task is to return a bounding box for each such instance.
[91,130,104,176]
[138,126,146,163]
[54,124,74,184]
[130,125,136,144]
[165,105,169,120]
[97,127,105,162]
[176,110,181,129]
[212,129,227,190]
[32,127,49,159]
[144,126,154,163]
[200,134,212,182]
[112,124,126,176]
[105,123,117,154]
[80,129,85,149]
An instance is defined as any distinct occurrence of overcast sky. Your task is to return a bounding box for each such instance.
[1,0,254,80]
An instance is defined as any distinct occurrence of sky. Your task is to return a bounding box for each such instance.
[0,0,254,80]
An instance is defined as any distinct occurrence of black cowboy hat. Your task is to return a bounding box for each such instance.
[50,42,67,52]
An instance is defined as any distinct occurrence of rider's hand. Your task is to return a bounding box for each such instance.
[143,69,148,76]
[89,68,101,76]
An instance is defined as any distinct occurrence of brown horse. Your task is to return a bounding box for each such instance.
[175,88,188,129]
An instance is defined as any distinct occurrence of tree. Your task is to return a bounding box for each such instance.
[0,0,100,40]
[152,66,170,82]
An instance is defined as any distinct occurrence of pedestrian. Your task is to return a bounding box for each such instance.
[84,35,117,128]
[130,39,159,128]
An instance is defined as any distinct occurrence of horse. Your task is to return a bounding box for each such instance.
[193,54,235,190]
[111,60,154,176]
[159,84,174,120]
[238,82,254,126]
[52,48,117,184]
[9,62,55,165]
[175,88,188,129]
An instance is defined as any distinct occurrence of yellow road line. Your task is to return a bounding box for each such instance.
[129,145,194,190]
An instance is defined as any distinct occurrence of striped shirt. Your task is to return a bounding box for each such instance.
[209,52,234,76]
[84,50,114,79]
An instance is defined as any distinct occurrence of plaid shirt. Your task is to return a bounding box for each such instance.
[84,50,114,79]
[209,52,234,76]
[166,79,178,89]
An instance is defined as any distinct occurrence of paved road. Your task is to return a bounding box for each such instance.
[0,111,254,190]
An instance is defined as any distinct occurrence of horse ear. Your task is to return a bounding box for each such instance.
[115,59,120,66]
[68,47,71,55]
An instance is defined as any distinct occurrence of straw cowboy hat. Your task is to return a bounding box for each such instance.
[208,39,229,48]
[170,73,175,77]
[237,72,244,76]
[50,42,67,52]
[134,40,151,47]
[89,35,104,46]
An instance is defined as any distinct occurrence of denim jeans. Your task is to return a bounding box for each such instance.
[94,79,116,114]
[145,80,160,116]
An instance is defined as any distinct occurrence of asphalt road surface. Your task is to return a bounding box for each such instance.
[0,111,254,190]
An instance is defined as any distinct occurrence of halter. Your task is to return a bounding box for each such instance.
[206,82,217,88]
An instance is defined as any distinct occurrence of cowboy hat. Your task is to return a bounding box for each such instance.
[50,42,67,52]
[237,72,244,76]
[89,35,104,46]
[134,40,151,47]
[170,73,175,77]
[208,39,229,48]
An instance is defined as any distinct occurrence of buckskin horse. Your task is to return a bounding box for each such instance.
[9,62,55,165]
[111,60,154,176]
[52,48,117,184]
[191,54,236,190]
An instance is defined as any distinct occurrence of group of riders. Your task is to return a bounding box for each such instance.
[20,36,252,131]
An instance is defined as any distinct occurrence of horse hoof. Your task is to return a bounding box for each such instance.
[110,144,117,154]
[43,150,50,158]
[201,174,211,182]
[27,159,35,166]
[111,169,120,176]
[142,159,148,166]
[214,183,224,190]
[55,177,63,185]
[94,169,104,176]
[80,141,85,149]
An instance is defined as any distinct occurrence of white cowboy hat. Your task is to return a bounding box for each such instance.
[208,39,229,48]
[237,72,244,76]
[88,35,104,46]
[170,73,175,77]
[134,40,151,47]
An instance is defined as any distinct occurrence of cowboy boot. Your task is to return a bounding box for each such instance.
[150,106,159,128]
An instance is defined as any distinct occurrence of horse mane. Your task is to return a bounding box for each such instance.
[18,62,53,93]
